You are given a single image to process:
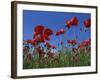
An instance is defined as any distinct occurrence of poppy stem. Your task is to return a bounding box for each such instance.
[61,34,64,52]
[73,27,76,40]
[65,28,68,47]
[89,28,90,39]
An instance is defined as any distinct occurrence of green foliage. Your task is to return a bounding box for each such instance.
[23,49,91,69]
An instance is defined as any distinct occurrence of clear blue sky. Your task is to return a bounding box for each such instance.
[23,10,91,48]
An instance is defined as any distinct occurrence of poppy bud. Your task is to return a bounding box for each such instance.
[59,29,65,34]
[84,19,91,28]
[66,20,71,29]
[70,16,78,26]
[56,31,60,36]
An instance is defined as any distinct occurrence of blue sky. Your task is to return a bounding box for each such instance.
[23,10,91,48]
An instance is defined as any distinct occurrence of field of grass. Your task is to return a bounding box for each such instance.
[23,48,90,69]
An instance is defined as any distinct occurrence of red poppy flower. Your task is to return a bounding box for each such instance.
[45,42,51,48]
[59,29,65,34]
[84,19,91,28]
[33,31,39,38]
[82,39,90,46]
[27,39,37,46]
[56,31,60,36]
[70,16,78,26]
[45,36,50,41]
[66,20,71,29]
[83,42,88,46]
[67,40,77,45]
[39,34,45,43]
[32,37,38,43]
[43,34,50,41]
[32,40,37,46]
[56,29,65,36]
[44,28,53,36]
[78,39,91,49]
[52,45,56,49]
[67,40,72,44]
[34,25,44,34]
[35,36,41,41]
[71,40,77,44]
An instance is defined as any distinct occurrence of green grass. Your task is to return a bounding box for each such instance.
[23,49,91,69]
